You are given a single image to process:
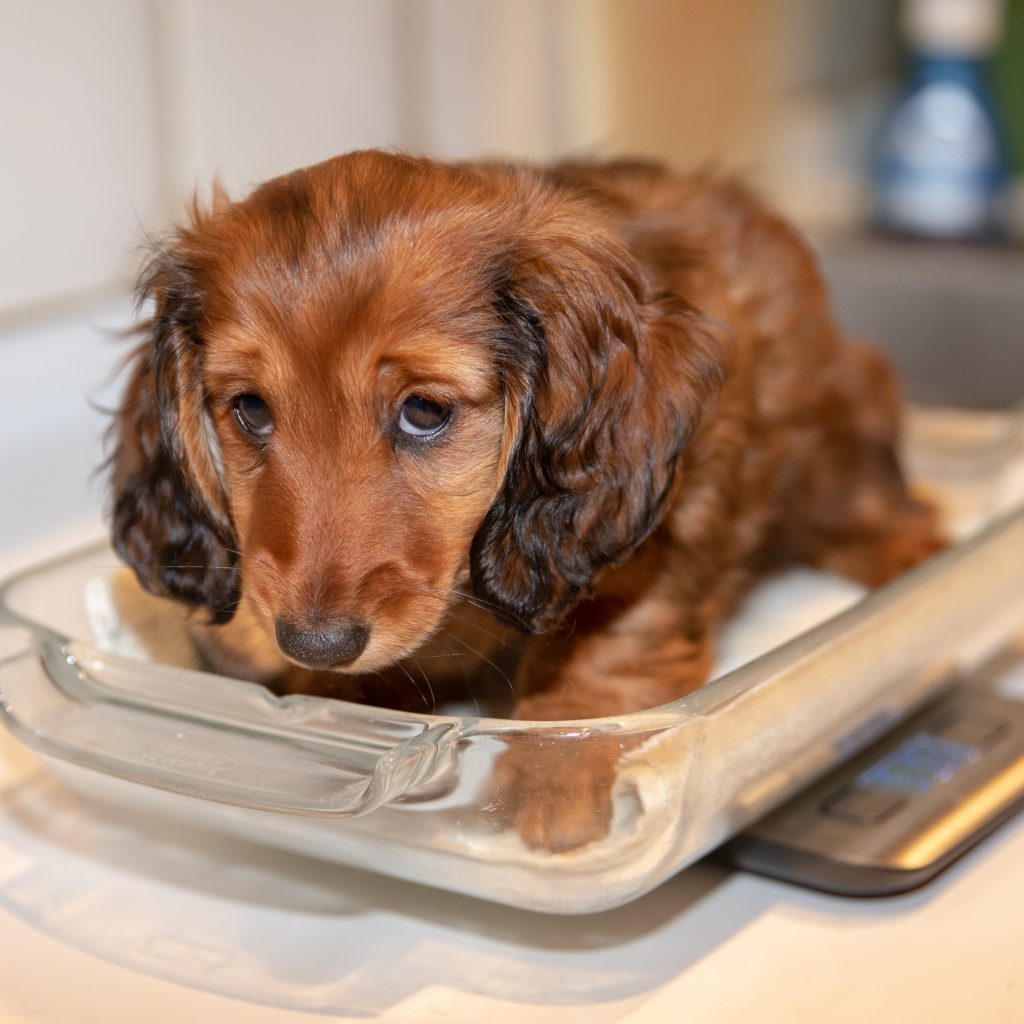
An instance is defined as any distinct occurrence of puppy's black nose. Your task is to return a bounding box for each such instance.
[275,617,370,668]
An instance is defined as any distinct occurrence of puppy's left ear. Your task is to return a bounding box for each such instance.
[471,224,726,633]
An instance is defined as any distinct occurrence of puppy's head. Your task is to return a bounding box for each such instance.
[109,152,722,675]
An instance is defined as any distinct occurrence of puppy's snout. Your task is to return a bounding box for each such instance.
[275,616,370,668]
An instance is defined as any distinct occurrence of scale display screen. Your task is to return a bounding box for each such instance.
[730,690,1024,896]
[856,732,981,795]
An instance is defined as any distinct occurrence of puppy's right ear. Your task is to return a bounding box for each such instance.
[108,240,240,622]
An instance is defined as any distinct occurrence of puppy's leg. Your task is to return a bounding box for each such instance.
[808,503,946,587]
[492,587,715,852]
[782,339,947,587]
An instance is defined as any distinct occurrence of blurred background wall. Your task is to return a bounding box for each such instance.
[8,0,1020,318]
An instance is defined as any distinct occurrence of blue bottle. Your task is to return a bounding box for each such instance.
[874,0,1008,240]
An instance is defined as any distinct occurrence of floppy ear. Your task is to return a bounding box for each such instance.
[108,241,240,622]
[470,226,725,633]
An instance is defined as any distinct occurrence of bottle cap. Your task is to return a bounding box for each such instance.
[903,0,1005,56]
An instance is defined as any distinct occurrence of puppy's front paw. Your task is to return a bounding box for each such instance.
[488,733,624,853]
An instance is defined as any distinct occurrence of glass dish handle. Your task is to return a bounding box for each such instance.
[0,624,462,817]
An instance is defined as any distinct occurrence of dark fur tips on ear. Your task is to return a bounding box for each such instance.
[108,246,241,622]
[111,451,241,624]
[471,266,725,635]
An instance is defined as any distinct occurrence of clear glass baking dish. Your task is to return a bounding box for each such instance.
[1,240,1023,914]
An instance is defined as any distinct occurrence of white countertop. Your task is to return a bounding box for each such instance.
[0,709,1021,1024]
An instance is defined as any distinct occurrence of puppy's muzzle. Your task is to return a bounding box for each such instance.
[275,616,370,669]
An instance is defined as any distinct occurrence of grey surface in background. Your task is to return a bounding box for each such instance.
[820,238,1024,409]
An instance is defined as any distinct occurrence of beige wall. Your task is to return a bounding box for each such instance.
[0,0,894,316]
[597,0,774,174]
[151,0,404,203]
[0,1,164,311]
[1,0,599,315]
[592,0,898,226]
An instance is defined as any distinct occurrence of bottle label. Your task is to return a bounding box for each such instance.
[876,79,1002,237]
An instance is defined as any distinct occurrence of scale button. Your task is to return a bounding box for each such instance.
[930,710,1008,749]
[821,784,905,824]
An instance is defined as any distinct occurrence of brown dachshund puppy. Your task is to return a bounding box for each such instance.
[109,151,943,848]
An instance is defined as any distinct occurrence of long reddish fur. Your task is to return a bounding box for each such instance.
[109,152,944,847]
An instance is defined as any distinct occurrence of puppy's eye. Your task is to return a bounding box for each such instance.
[398,395,450,438]
[233,393,274,440]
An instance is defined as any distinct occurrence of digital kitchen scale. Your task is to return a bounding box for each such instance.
[726,658,1024,896]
